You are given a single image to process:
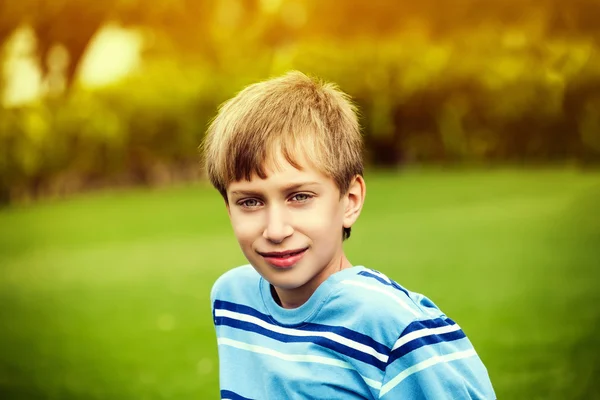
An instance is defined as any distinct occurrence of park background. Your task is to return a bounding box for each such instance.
[0,0,599,398]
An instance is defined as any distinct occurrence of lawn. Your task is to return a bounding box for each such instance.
[0,168,599,399]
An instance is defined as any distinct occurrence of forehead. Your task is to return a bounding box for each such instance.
[227,150,332,192]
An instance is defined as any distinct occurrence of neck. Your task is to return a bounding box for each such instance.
[273,253,352,309]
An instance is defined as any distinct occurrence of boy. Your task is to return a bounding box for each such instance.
[204,71,495,399]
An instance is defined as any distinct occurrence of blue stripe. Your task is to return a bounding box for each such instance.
[299,324,389,356]
[388,329,467,364]
[357,271,411,297]
[216,316,388,370]
[402,317,456,336]
[221,390,254,400]
[214,300,389,355]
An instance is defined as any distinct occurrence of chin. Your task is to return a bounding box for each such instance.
[266,272,309,291]
[272,281,305,291]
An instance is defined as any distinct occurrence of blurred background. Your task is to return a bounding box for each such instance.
[0,0,599,398]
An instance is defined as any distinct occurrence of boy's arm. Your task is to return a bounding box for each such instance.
[378,317,496,399]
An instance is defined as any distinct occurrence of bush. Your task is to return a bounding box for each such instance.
[1,30,599,203]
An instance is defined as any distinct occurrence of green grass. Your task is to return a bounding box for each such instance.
[1,168,599,399]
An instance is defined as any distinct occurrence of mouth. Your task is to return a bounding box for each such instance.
[257,247,308,269]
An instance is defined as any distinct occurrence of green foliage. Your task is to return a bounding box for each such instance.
[289,33,600,164]
[1,28,600,203]
[0,61,225,202]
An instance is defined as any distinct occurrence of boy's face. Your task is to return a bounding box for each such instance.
[226,152,364,303]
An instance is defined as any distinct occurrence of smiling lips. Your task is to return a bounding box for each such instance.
[258,248,308,268]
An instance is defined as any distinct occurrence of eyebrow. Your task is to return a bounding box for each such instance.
[229,182,321,197]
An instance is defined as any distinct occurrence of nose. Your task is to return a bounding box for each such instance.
[263,205,293,243]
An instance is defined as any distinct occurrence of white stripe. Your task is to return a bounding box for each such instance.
[218,337,354,368]
[341,280,420,317]
[392,323,461,351]
[215,308,388,363]
[218,337,383,391]
[363,376,383,390]
[379,348,477,397]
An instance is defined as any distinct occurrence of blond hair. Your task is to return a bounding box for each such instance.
[203,71,363,238]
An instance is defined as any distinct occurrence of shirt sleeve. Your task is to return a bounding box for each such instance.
[378,316,496,399]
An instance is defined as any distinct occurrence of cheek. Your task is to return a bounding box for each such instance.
[229,214,259,246]
[296,202,344,237]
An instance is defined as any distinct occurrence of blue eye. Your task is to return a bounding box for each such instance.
[290,193,312,202]
[239,199,261,208]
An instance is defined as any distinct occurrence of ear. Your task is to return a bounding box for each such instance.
[343,175,366,230]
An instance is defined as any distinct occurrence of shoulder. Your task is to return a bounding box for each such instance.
[210,264,261,304]
[328,267,445,343]
[327,267,496,397]
[333,267,444,320]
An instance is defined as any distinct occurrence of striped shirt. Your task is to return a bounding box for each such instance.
[211,265,495,399]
